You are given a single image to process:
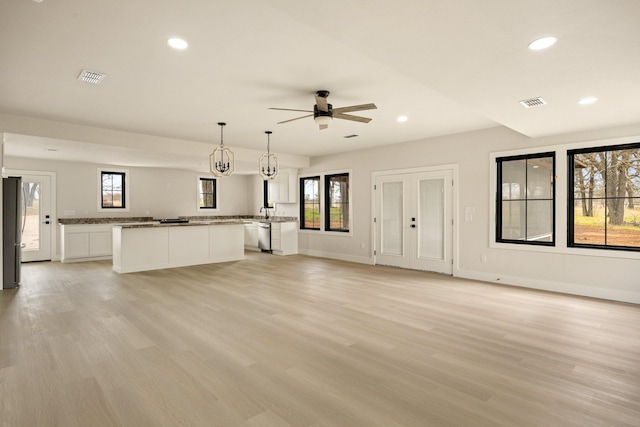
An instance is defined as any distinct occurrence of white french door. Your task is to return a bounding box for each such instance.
[374,169,453,274]
[20,174,52,262]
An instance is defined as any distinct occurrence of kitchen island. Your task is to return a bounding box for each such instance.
[112,220,247,273]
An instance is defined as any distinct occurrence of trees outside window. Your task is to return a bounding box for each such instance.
[300,176,320,230]
[496,153,555,245]
[569,142,640,250]
[325,173,350,232]
[199,178,217,209]
[300,173,351,232]
[101,171,125,208]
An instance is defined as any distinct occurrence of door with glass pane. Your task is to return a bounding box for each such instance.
[20,175,52,262]
[374,170,453,274]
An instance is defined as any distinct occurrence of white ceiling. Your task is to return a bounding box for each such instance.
[1,0,639,173]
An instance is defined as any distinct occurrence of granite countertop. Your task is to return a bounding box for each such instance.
[180,216,298,223]
[58,217,154,225]
[59,215,298,226]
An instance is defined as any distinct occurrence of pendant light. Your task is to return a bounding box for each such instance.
[259,130,279,180]
[210,122,234,176]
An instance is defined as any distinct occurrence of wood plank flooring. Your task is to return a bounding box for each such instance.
[1,252,639,426]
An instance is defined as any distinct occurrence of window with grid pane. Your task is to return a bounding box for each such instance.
[199,178,217,209]
[101,171,126,209]
[325,173,350,232]
[300,176,320,230]
[568,142,640,251]
[496,153,555,245]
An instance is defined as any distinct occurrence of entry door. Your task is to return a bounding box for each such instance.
[20,175,52,262]
[375,169,453,274]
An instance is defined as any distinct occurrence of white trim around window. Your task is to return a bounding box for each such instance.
[197,175,219,212]
[97,168,130,212]
[489,135,640,260]
[299,169,353,236]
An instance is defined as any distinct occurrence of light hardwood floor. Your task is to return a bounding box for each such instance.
[1,252,639,426]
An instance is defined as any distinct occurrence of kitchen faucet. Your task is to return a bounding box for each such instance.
[260,206,270,219]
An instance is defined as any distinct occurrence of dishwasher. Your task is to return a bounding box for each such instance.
[258,222,272,252]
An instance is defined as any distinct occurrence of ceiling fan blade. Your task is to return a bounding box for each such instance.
[277,114,313,124]
[333,112,372,123]
[319,124,329,130]
[315,95,329,112]
[332,103,377,114]
[269,107,314,113]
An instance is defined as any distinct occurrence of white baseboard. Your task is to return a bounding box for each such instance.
[455,268,640,304]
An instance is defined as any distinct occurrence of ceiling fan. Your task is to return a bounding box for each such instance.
[269,90,377,130]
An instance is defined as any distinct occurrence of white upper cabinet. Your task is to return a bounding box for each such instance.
[268,168,298,204]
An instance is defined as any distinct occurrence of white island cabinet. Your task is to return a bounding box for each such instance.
[112,222,245,273]
[60,224,114,262]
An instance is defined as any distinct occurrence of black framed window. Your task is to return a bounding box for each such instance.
[568,142,640,251]
[198,177,217,209]
[263,180,274,208]
[101,171,126,209]
[496,152,555,245]
[300,176,320,230]
[325,173,350,232]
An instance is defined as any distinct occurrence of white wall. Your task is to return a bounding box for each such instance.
[4,156,253,219]
[296,125,640,304]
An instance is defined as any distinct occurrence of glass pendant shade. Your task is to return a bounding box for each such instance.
[259,131,278,180]
[314,115,332,125]
[210,122,234,177]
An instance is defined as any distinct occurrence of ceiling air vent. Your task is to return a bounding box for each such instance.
[344,134,359,139]
[519,97,547,108]
[78,69,106,84]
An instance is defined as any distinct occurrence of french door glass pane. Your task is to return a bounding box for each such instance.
[382,181,403,255]
[418,178,444,259]
[21,181,41,251]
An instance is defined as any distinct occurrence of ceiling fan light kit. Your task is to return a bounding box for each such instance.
[210,122,235,177]
[270,90,376,130]
[259,131,279,180]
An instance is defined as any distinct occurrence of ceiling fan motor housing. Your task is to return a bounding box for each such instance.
[314,103,332,119]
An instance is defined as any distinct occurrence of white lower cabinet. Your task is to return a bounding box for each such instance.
[244,222,259,251]
[60,224,114,262]
[270,222,298,255]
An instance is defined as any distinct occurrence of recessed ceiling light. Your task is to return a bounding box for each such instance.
[167,38,188,50]
[397,116,408,123]
[578,97,598,105]
[528,36,557,51]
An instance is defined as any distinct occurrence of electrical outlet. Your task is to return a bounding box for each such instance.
[481,254,487,263]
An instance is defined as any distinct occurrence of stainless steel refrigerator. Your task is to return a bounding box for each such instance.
[3,176,22,289]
